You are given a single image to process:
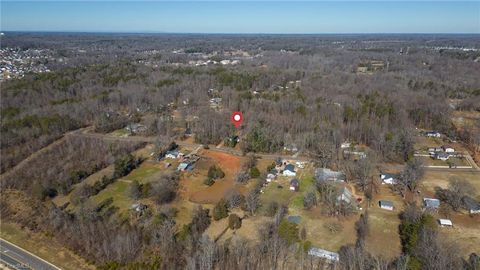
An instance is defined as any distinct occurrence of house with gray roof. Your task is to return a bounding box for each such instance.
[308,247,339,262]
[463,196,480,214]
[336,187,354,205]
[315,168,345,183]
[423,198,440,209]
[379,200,394,211]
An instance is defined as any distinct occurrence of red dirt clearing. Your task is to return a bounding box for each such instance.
[189,150,246,204]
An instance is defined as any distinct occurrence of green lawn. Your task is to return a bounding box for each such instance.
[91,180,132,210]
[110,128,130,137]
[421,156,470,167]
[260,168,316,211]
[123,163,163,182]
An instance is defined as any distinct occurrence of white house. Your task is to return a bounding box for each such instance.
[283,164,296,177]
[308,247,339,262]
[266,173,276,183]
[442,145,455,153]
[341,142,351,149]
[295,161,306,169]
[426,131,441,138]
[438,219,453,227]
[380,173,399,185]
[165,150,182,159]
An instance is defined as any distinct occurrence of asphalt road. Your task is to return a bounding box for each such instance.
[0,239,60,270]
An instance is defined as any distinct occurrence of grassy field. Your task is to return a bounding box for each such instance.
[0,222,95,270]
[418,170,480,256]
[419,156,470,167]
[420,170,480,198]
[110,128,130,137]
[364,184,403,259]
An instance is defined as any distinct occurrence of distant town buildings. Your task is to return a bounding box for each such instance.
[0,47,53,81]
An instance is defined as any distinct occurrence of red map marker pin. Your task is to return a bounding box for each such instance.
[231,111,243,128]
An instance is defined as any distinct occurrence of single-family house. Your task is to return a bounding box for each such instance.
[380,173,399,185]
[295,161,306,169]
[435,152,450,161]
[428,147,444,155]
[308,247,340,262]
[379,200,394,211]
[438,219,453,227]
[343,150,367,159]
[131,203,147,213]
[340,142,352,149]
[316,168,346,183]
[423,198,440,209]
[284,144,298,152]
[426,131,441,138]
[283,164,296,177]
[266,173,276,183]
[336,187,354,205]
[177,162,192,171]
[462,196,480,214]
[165,150,183,159]
[442,145,455,153]
[126,123,147,134]
[270,168,279,175]
[289,179,300,191]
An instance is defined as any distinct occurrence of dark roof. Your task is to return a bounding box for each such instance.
[290,178,299,187]
[463,196,480,211]
[285,164,295,172]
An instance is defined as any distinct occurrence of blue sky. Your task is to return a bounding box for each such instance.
[1,1,479,33]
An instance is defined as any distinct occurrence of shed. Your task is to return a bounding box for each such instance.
[379,200,394,211]
[438,219,453,227]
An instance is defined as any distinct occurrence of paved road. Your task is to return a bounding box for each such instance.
[0,239,60,270]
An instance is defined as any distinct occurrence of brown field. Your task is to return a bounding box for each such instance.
[299,207,358,252]
[420,170,480,198]
[437,212,480,257]
[188,150,246,204]
[364,184,403,259]
[419,170,480,256]
[451,110,480,130]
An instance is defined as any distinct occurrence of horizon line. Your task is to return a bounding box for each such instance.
[2,30,480,35]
